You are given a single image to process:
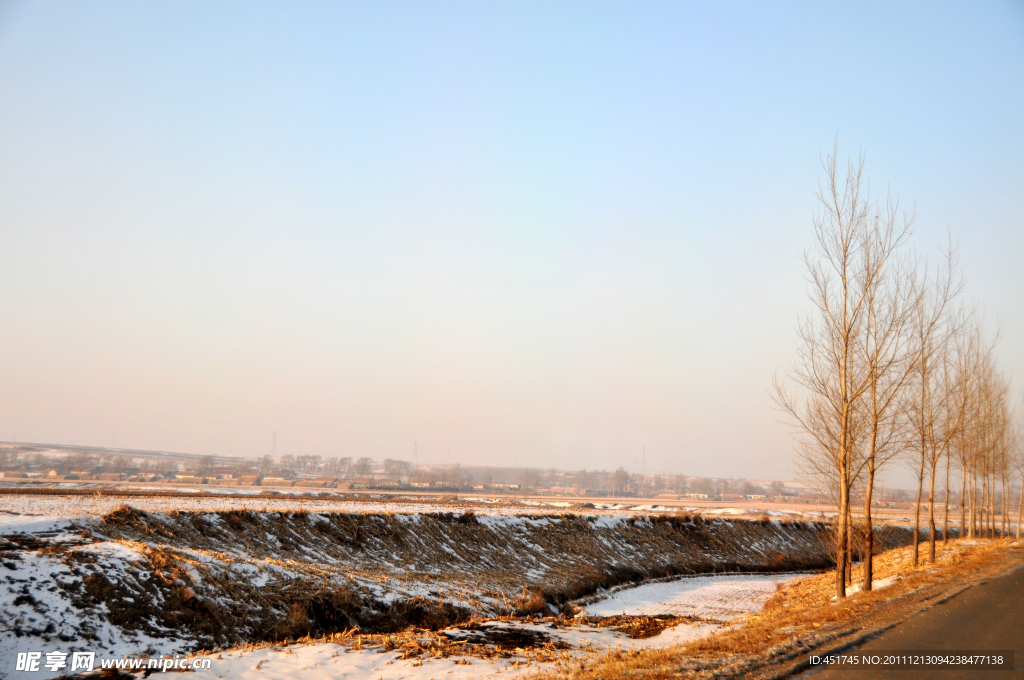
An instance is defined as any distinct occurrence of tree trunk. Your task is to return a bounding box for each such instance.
[1001,477,1008,538]
[994,469,1000,538]
[981,474,988,538]
[913,449,926,567]
[1016,481,1022,540]
[846,505,854,585]
[989,470,995,538]
[836,478,849,598]
[974,470,980,538]
[968,468,976,539]
[943,452,951,543]
[928,457,938,563]
[863,461,876,591]
[959,460,967,540]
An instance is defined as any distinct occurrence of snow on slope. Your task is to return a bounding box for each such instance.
[0,520,188,680]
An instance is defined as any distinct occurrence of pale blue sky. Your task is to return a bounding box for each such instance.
[0,1,1021,480]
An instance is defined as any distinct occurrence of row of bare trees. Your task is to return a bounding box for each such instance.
[776,145,1023,599]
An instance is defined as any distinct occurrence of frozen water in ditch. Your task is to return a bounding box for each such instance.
[585,572,807,620]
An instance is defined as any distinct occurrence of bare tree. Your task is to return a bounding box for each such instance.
[923,316,972,562]
[907,248,962,567]
[855,219,916,590]
[776,146,908,599]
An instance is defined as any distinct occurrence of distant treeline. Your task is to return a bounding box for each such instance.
[0,444,905,501]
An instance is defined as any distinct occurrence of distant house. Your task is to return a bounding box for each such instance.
[684,493,708,499]
[410,480,431,488]
[746,494,766,500]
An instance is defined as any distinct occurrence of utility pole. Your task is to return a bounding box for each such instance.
[272,432,277,459]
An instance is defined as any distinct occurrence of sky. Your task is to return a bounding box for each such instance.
[0,1,1022,483]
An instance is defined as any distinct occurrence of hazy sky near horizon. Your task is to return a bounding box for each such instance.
[0,2,1022,483]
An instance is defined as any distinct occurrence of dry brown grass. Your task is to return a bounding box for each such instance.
[526,538,1019,680]
[93,506,849,626]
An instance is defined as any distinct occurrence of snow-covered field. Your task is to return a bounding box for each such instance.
[0,483,816,520]
[0,493,687,518]
[0,494,479,517]
[585,572,804,619]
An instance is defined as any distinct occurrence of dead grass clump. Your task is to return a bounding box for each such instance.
[673,507,702,523]
[100,504,144,527]
[513,587,549,615]
[273,587,362,639]
[223,510,256,531]
[598,615,693,639]
[369,597,474,633]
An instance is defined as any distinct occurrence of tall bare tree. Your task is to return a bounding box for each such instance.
[853,200,916,590]
[907,249,962,567]
[776,147,910,599]
[923,316,973,562]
